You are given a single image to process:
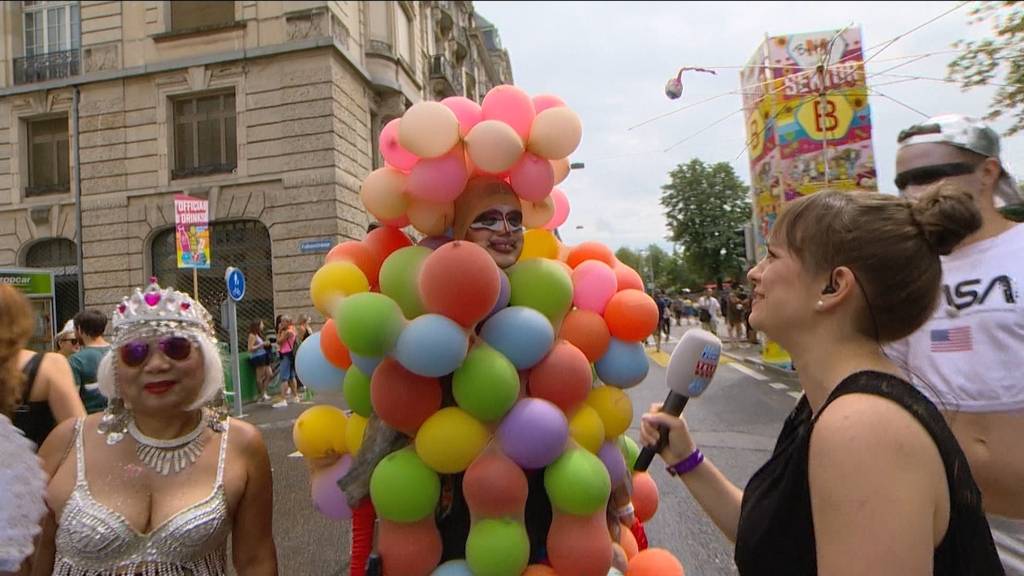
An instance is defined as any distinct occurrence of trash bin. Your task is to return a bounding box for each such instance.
[221,344,258,404]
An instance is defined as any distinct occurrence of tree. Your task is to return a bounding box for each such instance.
[660,158,751,284]
[948,1,1024,135]
[614,245,698,292]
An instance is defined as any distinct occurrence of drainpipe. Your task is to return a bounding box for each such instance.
[72,85,84,311]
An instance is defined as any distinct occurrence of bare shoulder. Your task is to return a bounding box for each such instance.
[811,392,937,468]
[37,414,101,475]
[226,418,269,458]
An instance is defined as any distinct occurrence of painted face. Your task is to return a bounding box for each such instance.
[894,143,982,202]
[746,240,822,343]
[115,335,206,413]
[463,204,525,269]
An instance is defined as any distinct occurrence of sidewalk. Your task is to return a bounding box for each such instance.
[653,322,797,377]
[232,389,347,429]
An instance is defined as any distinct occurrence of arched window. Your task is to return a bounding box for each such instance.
[150,220,274,344]
[24,237,79,332]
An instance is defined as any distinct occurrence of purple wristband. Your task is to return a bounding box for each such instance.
[666,448,704,477]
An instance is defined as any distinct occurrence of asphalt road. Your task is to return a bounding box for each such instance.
[238,325,802,576]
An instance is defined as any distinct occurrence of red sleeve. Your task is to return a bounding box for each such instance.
[629,519,649,551]
[350,498,376,576]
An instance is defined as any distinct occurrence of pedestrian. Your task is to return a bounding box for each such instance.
[697,287,720,335]
[273,315,298,407]
[295,314,314,396]
[33,278,277,575]
[726,289,747,345]
[653,290,668,351]
[887,115,1024,575]
[640,188,1003,574]
[69,309,112,414]
[54,320,79,358]
[672,296,684,327]
[247,320,273,402]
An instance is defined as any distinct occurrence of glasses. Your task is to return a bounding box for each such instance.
[60,338,79,345]
[469,209,524,233]
[119,336,194,367]
[894,162,978,192]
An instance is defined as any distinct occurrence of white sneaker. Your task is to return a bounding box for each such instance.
[271,399,288,409]
[260,393,271,402]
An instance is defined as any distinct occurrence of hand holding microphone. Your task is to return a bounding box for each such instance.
[635,330,722,472]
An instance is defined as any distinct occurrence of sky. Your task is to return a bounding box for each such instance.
[474,1,1023,252]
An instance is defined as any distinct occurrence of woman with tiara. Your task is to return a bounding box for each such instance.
[31,278,278,575]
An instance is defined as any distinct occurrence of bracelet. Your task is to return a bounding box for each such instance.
[666,448,704,477]
[615,503,635,518]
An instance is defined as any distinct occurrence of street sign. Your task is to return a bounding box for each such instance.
[299,239,334,254]
[225,267,245,302]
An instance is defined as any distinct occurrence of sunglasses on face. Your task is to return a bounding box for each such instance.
[469,209,524,233]
[119,336,194,367]
[894,162,978,192]
[61,338,79,345]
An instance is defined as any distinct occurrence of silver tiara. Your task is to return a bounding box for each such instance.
[111,277,214,345]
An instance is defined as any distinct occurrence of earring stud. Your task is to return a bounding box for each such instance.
[816,300,824,308]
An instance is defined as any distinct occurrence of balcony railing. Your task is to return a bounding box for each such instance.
[430,54,463,97]
[14,49,81,85]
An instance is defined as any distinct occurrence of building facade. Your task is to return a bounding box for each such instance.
[0,0,512,340]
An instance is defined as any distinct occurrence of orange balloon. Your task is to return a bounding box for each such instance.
[528,340,591,413]
[523,566,558,576]
[419,241,501,328]
[464,447,529,518]
[603,290,659,342]
[371,358,442,436]
[326,240,381,288]
[551,157,570,185]
[559,309,611,362]
[620,522,639,559]
[364,226,413,265]
[612,261,645,292]
[378,517,442,576]
[568,242,616,269]
[320,319,352,369]
[547,511,614,576]
[631,472,660,523]
[628,548,684,576]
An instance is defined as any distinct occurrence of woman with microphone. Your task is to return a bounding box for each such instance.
[641,187,1003,575]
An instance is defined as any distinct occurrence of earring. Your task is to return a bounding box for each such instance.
[207,386,229,433]
[816,300,824,308]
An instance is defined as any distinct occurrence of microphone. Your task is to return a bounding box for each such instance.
[634,330,721,472]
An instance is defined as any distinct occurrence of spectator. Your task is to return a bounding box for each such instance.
[273,316,298,407]
[697,287,721,335]
[69,309,113,414]
[53,320,79,358]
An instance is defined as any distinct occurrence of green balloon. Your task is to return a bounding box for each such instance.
[544,448,611,516]
[379,246,431,319]
[343,366,373,417]
[507,259,573,324]
[617,434,641,471]
[453,345,520,422]
[369,447,440,523]
[333,292,404,357]
[465,518,530,576]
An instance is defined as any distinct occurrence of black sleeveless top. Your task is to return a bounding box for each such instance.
[734,371,1003,575]
[11,352,57,449]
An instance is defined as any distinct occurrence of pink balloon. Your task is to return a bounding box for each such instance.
[441,96,483,138]
[544,188,570,230]
[533,94,567,114]
[407,146,469,203]
[481,85,536,141]
[311,455,353,520]
[509,153,555,202]
[572,260,618,315]
[379,213,410,228]
[380,119,419,173]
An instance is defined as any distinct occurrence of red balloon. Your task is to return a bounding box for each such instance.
[628,548,685,576]
[631,472,660,523]
[612,261,645,292]
[419,241,501,328]
[320,319,352,369]
[567,242,616,269]
[529,340,592,413]
[326,241,381,288]
[365,226,413,264]
[603,289,659,342]
[378,517,442,576]
[371,358,442,436]
[547,511,614,576]
[463,448,529,519]
[559,309,611,362]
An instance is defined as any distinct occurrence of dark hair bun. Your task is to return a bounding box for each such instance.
[910,186,982,255]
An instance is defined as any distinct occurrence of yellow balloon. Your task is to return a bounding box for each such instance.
[360,167,409,221]
[346,413,368,456]
[551,157,570,185]
[310,261,370,315]
[407,197,455,237]
[519,229,559,261]
[399,101,461,159]
[465,120,525,174]
[528,107,583,160]
[414,407,491,474]
[586,386,633,439]
[292,405,348,458]
[522,195,555,229]
[569,405,606,454]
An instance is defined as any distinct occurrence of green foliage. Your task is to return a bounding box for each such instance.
[948,1,1024,135]
[614,245,698,292]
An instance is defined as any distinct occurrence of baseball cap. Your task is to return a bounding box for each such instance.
[897,114,1021,206]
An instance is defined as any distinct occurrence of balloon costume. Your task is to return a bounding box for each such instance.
[292,86,685,575]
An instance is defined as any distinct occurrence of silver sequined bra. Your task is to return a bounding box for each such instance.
[53,419,232,576]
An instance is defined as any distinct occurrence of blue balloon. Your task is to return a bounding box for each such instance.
[294,332,346,392]
[595,337,649,388]
[392,314,469,377]
[431,560,472,576]
[350,352,382,376]
[479,306,554,370]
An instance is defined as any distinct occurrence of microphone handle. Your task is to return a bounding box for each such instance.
[633,392,690,472]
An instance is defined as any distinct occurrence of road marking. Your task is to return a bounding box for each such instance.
[787,391,803,400]
[725,362,768,381]
[768,382,788,390]
[646,349,671,367]
[288,451,303,458]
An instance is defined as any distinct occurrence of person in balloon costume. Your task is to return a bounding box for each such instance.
[291,86,684,576]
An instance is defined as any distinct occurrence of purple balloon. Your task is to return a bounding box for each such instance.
[486,270,512,319]
[419,235,453,250]
[311,455,353,520]
[597,441,628,487]
[497,398,568,469]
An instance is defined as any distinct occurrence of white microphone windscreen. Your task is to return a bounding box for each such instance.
[665,330,722,398]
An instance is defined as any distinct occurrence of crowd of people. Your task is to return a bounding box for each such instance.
[0,112,1019,576]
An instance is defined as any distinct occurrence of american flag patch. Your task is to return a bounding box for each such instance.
[930,326,973,352]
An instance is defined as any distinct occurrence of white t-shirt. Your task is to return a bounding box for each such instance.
[698,296,721,318]
[886,224,1024,412]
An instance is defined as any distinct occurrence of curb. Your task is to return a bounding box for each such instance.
[721,350,798,377]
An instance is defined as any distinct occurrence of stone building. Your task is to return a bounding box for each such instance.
[0,0,513,340]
